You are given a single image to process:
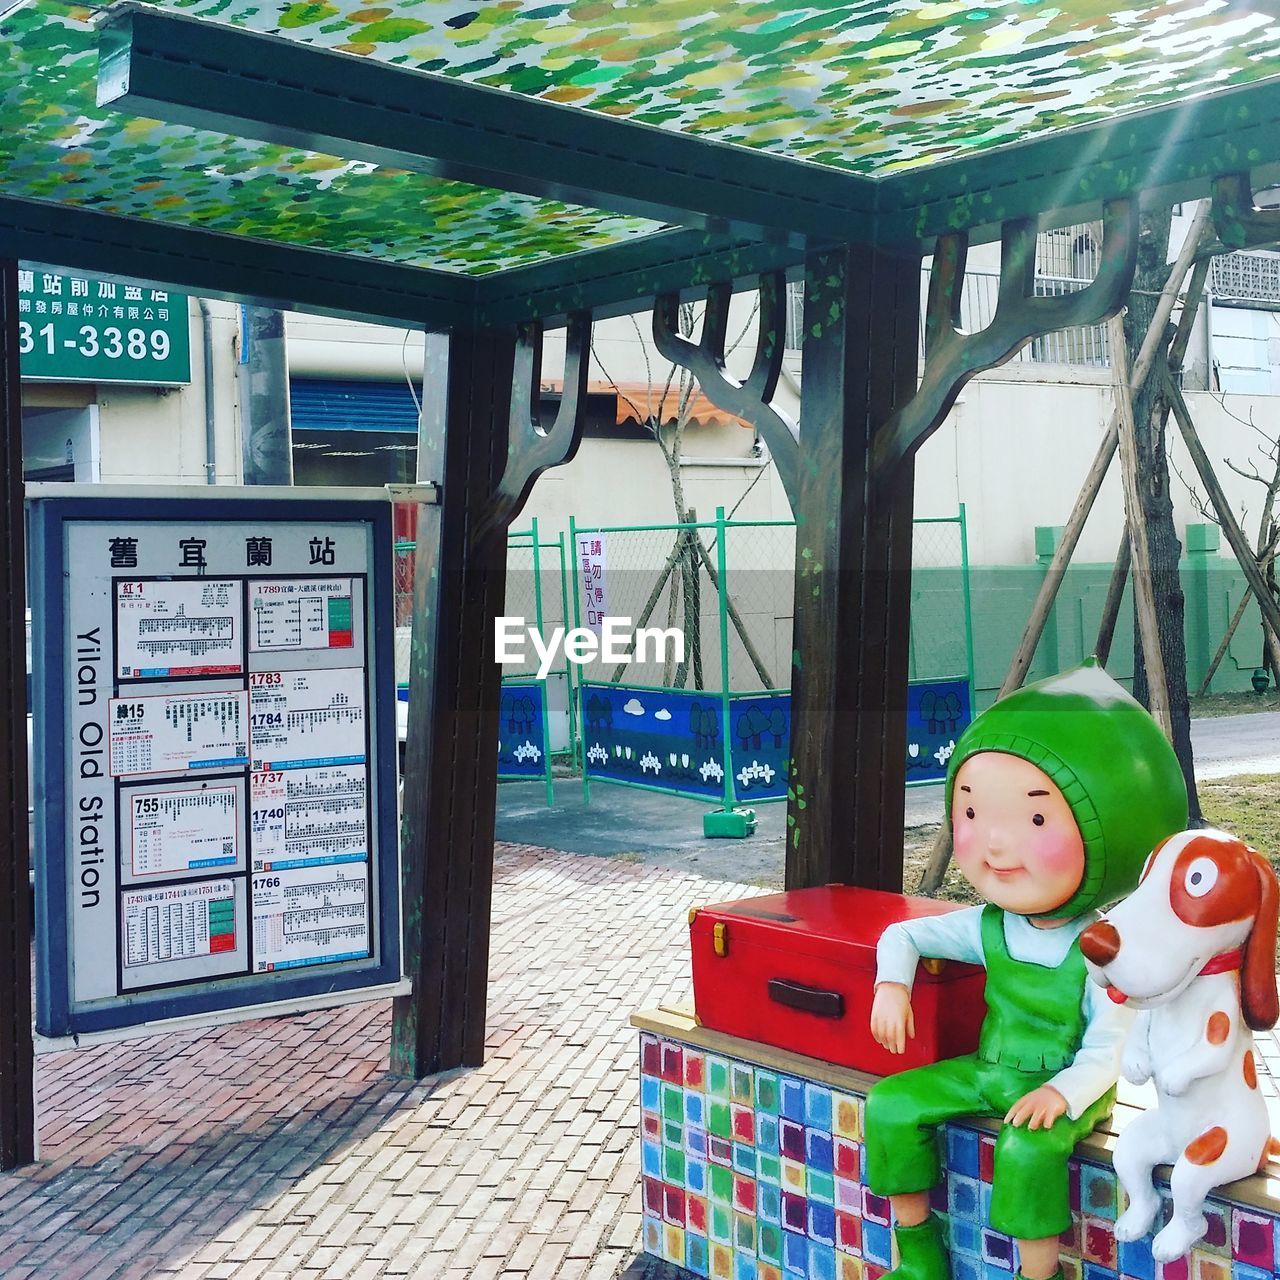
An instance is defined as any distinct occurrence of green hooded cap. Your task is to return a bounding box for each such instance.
[944,659,1188,918]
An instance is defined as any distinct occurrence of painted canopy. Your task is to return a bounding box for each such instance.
[2,0,1280,281]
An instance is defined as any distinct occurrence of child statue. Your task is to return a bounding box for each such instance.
[865,659,1188,1280]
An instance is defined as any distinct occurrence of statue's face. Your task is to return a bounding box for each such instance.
[951,751,1085,919]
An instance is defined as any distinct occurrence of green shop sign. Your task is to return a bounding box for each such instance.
[17,267,191,384]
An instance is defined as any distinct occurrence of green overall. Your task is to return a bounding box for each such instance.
[864,906,1115,1241]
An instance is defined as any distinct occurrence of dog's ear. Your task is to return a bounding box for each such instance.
[1241,849,1279,1031]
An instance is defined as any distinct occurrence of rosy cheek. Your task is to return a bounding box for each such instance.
[1026,825,1083,878]
[953,822,979,862]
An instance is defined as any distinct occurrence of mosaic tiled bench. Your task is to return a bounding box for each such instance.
[632,1007,1280,1280]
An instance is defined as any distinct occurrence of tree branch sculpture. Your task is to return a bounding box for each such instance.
[871,199,1139,478]
[474,311,592,548]
[653,273,799,506]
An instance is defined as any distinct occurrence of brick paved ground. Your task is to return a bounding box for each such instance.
[0,844,761,1280]
[1,843,1277,1280]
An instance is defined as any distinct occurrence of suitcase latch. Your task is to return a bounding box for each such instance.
[713,922,728,957]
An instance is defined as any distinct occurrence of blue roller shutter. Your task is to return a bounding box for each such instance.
[290,378,421,433]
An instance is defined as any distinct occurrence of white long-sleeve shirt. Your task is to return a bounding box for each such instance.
[876,906,1132,1119]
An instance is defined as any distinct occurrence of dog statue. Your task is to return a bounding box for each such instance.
[1079,828,1280,1262]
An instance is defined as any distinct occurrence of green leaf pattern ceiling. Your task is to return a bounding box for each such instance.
[2,0,1279,275]
[0,0,665,275]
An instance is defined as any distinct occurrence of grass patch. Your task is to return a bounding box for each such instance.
[1189,688,1280,718]
[1199,773,1280,853]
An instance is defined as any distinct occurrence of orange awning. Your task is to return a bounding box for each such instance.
[540,379,750,429]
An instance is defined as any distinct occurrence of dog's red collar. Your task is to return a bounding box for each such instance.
[1199,948,1244,976]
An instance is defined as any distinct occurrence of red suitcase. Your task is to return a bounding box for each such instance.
[690,886,987,1076]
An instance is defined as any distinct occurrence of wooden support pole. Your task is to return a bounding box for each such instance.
[1165,376,1280,677]
[787,243,920,891]
[1094,528,1131,667]
[0,259,34,1168]
[1196,549,1278,695]
[1110,313,1174,738]
[392,327,516,1076]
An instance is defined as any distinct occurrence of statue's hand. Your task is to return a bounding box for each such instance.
[870,982,915,1055]
[1004,1085,1068,1131]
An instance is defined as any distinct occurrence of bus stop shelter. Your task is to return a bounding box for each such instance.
[2,0,1279,1170]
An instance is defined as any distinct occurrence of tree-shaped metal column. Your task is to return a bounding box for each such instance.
[654,202,1137,888]
[394,314,591,1076]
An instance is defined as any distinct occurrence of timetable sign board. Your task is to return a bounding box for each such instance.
[29,487,401,1036]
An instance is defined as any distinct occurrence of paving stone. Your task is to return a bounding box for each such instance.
[8,840,1268,1280]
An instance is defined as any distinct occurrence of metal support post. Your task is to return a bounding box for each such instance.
[0,258,34,1167]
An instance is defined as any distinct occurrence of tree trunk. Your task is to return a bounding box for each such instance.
[1124,209,1201,820]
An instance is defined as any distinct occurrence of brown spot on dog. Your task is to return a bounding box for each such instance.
[1185,1126,1229,1166]
[1207,1012,1230,1044]
[1244,1050,1258,1089]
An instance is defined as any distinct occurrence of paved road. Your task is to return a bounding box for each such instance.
[495,709,1279,881]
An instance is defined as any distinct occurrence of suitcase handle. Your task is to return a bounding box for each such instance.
[767,978,844,1020]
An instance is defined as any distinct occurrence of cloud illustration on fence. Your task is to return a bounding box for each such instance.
[654,709,672,721]
[622,698,645,716]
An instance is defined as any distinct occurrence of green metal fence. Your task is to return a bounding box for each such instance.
[568,508,975,817]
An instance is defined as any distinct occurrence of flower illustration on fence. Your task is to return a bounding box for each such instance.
[586,743,608,766]
[640,752,661,775]
[699,759,725,783]
[512,741,542,764]
[736,760,776,790]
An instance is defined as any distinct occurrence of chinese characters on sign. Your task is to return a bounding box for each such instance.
[575,532,609,632]
[32,498,397,1037]
[16,267,191,384]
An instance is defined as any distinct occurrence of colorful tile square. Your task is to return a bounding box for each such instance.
[805,1084,833,1134]
[782,1191,807,1233]
[861,1189,891,1227]
[1079,1162,1117,1220]
[807,1130,834,1174]
[757,1071,781,1115]
[782,1159,807,1193]
[837,1252,864,1280]
[833,1093,861,1140]
[1080,1216,1116,1269]
[733,1103,757,1145]
[685,1049,707,1091]
[660,1041,684,1083]
[780,1119,807,1162]
[687,1230,711,1277]
[949,1173,981,1222]
[861,1221,893,1267]
[808,1240,836,1280]
[708,1056,731,1099]
[948,1127,981,1179]
[809,1201,837,1247]
[836,1209,861,1253]
[781,1077,806,1123]
[1231,1209,1274,1267]
[759,1183,782,1225]
[758,1114,781,1156]
[808,1170,835,1207]
[733,1064,755,1105]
